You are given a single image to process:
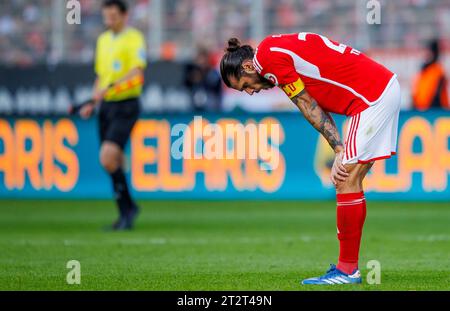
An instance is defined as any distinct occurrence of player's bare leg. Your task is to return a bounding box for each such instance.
[100,141,123,173]
[333,162,374,277]
[100,141,139,230]
[335,162,373,193]
[302,161,373,285]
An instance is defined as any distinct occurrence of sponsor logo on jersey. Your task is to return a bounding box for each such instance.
[113,60,122,71]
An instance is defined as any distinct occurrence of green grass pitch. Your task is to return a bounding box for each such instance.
[0,200,449,290]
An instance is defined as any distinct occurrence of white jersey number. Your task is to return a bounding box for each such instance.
[298,32,347,54]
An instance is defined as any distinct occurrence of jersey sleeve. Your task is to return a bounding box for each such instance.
[128,32,147,70]
[259,50,305,99]
[94,36,102,75]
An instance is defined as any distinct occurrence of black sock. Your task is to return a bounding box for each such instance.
[110,168,134,217]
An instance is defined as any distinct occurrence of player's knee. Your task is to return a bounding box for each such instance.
[100,152,118,172]
[335,175,359,193]
[100,143,121,173]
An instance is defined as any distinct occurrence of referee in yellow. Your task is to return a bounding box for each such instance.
[80,0,146,230]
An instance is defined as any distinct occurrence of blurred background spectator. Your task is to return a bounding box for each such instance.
[184,47,222,112]
[412,39,449,110]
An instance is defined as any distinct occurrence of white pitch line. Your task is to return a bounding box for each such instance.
[3,235,326,247]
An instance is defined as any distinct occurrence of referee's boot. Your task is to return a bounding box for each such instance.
[125,202,140,230]
[110,217,128,231]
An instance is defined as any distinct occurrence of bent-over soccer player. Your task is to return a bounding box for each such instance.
[220,33,401,285]
[80,0,147,230]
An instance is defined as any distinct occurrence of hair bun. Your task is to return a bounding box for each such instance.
[226,38,241,52]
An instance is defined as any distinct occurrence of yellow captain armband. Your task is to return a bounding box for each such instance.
[281,78,305,99]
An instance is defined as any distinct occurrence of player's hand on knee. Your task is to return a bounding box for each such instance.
[330,151,349,185]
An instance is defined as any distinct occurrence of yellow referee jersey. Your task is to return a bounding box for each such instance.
[95,27,147,102]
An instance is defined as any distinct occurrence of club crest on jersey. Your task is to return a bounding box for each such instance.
[264,73,279,86]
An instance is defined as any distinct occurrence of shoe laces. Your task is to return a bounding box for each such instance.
[320,264,340,279]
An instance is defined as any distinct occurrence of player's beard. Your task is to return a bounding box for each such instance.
[257,74,276,90]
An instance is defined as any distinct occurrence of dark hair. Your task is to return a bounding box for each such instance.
[102,0,128,13]
[428,39,440,61]
[220,38,255,87]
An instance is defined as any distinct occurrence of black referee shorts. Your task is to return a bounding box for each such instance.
[98,98,140,150]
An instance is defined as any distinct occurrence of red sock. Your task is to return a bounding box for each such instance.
[336,192,366,275]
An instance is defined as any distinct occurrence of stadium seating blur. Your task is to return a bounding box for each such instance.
[0,0,449,112]
[1,0,449,63]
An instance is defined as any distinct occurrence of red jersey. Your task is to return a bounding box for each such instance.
[253,33,396,116]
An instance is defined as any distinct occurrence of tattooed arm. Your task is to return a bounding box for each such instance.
[291,89,349,184]
[291,89,344,153]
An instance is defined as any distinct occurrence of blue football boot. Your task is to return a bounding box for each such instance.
[301,264,362,285]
